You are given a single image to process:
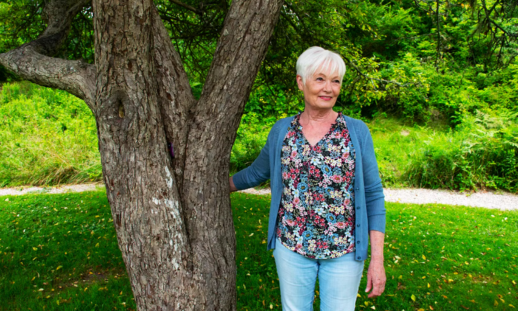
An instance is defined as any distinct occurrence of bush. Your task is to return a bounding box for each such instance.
[406,110,518,192]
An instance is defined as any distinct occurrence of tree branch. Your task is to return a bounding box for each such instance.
[169,0,203,15]
[151,4,196,197]
[0,50,95,107]
[0,0,95,108]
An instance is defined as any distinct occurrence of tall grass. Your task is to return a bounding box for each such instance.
[1,81,516,193]
[0,82,101,187]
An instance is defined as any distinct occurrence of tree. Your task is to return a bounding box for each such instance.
[0,0,283,309]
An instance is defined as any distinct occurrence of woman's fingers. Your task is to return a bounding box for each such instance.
[366,261,386,298]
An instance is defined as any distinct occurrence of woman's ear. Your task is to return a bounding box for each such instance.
[296,75,305,91]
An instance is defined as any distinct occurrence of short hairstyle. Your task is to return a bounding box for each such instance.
[296,46,346,85]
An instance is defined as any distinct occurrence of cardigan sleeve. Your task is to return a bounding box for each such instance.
[359,121,386,233]
[231,125,274,190]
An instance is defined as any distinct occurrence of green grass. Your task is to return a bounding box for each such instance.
[1,191,517,310]
[0,191,134,310]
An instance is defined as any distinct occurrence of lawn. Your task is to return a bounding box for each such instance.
[1,191,517,310]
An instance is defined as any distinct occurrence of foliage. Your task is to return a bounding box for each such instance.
[1,191,517,310]
[406,110,518,192]
[0,82,101,187]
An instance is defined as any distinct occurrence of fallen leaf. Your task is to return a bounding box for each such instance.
[411,294,416,302]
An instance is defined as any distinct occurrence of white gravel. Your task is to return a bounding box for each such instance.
[1,184,517,211]
[0,183,103,196]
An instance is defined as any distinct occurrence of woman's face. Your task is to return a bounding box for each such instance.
[297,68,341,111]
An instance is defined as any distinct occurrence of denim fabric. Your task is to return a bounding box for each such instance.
[233,114,385,261]
[273,239,364,311]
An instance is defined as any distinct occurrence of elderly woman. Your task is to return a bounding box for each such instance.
[229,46,386,311]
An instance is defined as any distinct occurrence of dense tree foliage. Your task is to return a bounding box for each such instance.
[2,0,516,122]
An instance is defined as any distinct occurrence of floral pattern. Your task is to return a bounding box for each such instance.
[276,112,356,259]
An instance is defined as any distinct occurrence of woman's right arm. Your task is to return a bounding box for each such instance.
[229,176,238,192]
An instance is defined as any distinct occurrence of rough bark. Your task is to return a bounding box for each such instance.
[0,0,284,309]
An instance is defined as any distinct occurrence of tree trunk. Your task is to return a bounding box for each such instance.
[0,0,284,309]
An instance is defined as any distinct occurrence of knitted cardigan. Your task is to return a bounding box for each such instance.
[233,115,385,261]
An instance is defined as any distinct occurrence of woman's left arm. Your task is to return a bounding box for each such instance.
[365,230,386,298]
[358,121,386,298]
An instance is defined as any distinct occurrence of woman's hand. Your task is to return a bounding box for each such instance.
[365,259,386,298]
[365,230,386,298]
[229,177,238,192]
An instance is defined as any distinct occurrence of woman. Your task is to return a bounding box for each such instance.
[229,46,386,311]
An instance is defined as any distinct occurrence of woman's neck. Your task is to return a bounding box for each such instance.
[300,108,338,127]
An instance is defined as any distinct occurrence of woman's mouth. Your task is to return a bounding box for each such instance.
[319,96,333,101]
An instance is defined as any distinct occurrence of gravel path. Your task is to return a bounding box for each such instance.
[1,184,517,211]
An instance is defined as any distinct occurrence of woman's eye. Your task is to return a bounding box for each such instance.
[316,77,324,81]
[333,80,340,83]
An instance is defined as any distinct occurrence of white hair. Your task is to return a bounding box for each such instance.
[296,46,346,84]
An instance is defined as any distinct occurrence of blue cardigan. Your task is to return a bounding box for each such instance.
[233,115,386,261]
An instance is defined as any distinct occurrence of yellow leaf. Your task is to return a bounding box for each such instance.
[418,309,425,311]
[512,280,516,285]
[95,243,99,247]
[495,300,499,306]
[249,233,254,237]
[56,266,62,270]
[422,255,426,260]
[411,294,416,302]
[270,304,273,309]
[509,304,515,308]
[33,247,37,251]
[427,283,430,288]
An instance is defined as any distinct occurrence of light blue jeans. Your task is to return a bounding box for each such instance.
[273,240,364,311]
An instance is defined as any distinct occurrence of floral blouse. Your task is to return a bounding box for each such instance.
[276,112,356,259]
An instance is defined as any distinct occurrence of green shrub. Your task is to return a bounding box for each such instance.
[406,110,518,192]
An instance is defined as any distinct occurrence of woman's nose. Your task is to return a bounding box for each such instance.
[323,81,332,92]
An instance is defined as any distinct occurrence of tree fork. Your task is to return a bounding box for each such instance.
[0,0,284,308]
